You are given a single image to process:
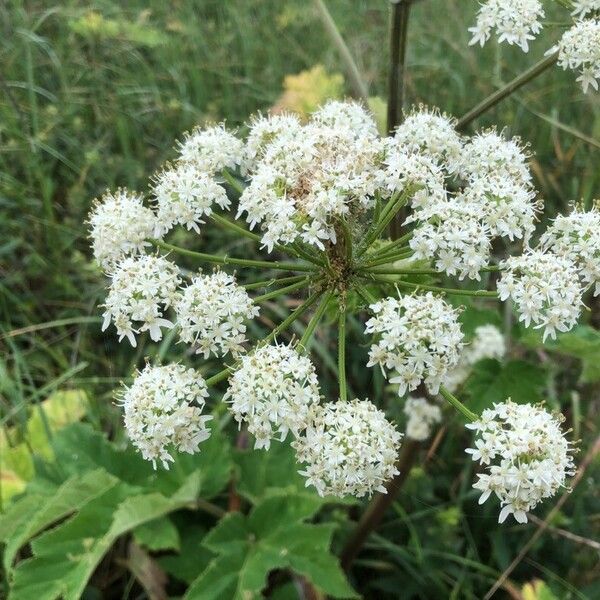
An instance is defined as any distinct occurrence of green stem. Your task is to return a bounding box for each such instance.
[152,240,317,273]
[456,52,559,131]
[368,276,498,298]
[253,278,310,303]
[221,168,244,194]
[205,368,232,387]
[244,274,306,291]
[338,306,347,402]
[439,386,477,422]
[365,230,414,260]
[361,249,413,267]
[387,0,411,134]
[355,285,378,306]
[298,290,333,350]
[364,265,499,275]
[339,219,354,262]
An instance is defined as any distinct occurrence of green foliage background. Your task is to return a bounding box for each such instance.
[0,0,599,598]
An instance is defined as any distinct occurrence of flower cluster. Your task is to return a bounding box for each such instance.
[89,189,157,270]
[152,162,230,235]
[224,344,321,450]
[293,399,402,498]
[539,205,600,296]
[468,0,545,52]
[366,293,464,396]
[102,255,180,346]
[498,251,583,341]
[466,400,575,523]
[175,271,259,358]
[444,324,506,392]
[177,123,244,174]
[571,0,600,20]
[119,364,212,469]
[552,18,600,93]
[404,397,442,441]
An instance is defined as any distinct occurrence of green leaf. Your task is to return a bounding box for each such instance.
[521,324,600,383]
[464,359,546,413]
[133,516,180,551]
[8,473,202,600]
[185,493,357,600]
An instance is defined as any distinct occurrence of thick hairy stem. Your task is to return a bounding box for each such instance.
[221,168,244,194]
[439,386,477,422]
[299,290,334,349]
[340,439,421,570]
[313,0,369,103]
[387,0,411,134]
[456,52,559,131]
[338,306,347,402]
[355,285,378,306]
[152,240,317,273]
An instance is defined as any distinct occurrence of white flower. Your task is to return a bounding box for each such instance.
[311,100,379,139]
[404,397,442,441]
[466,400,575,524]
[539,204,600,296]
[119,363,212,469]
[551,19,600,93]
[468,0,545,52]
[224,344,321,450]
[365,293,464,396]
[152,163,230,235]
[175,271,259,358]
[102,255,180,347]
[571,0,600,20]
[498,251,583,341]
[444,324,506,392]
[177,123,244,174]
[88,189,157,270]
[394,107,463,165]
[242,113,303,173]
[408,201,492,280]
[293,399,402,498]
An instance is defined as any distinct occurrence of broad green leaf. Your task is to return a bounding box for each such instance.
[9,472,202,600]
[185,493,356,600]
[464,359,546,414]
[133,516,180,551]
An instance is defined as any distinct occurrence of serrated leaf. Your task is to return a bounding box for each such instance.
[464,359,546,413]
[185,494,356,600]
[8,473,202,600]
[133,516,180,551]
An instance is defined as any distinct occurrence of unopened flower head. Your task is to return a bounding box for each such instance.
[152,162,230,235]
[394,107,463,165]
[552,19,600,93]
[243,112,303,173]
[119,363,212,469]
[311,100,379,139]
[175,271,259,358]
[498,250,583,341]
[468,0,545,52]
[444,324,506,392]
[365,292,464,396]
[224,344,320,450]
[408,201,492,280]
[404,397,442,441]
[177,123,244,174]
[102,255,180,347]
[466,400,575,523]
[89,189,157,270]
[539,204,600,295]
[293,399,402,498]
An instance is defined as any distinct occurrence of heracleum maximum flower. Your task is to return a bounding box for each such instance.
[466,400,575,523]
[89,189,157,270]
[152,162,230,235]
[539,205,600,296]
[365,292,464,396]
[119,363,212,469]
[102,255,180,346]
[293,399,402,498]
[175,271,259,358]
[498,251,583,341]
[224,343,321,450]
